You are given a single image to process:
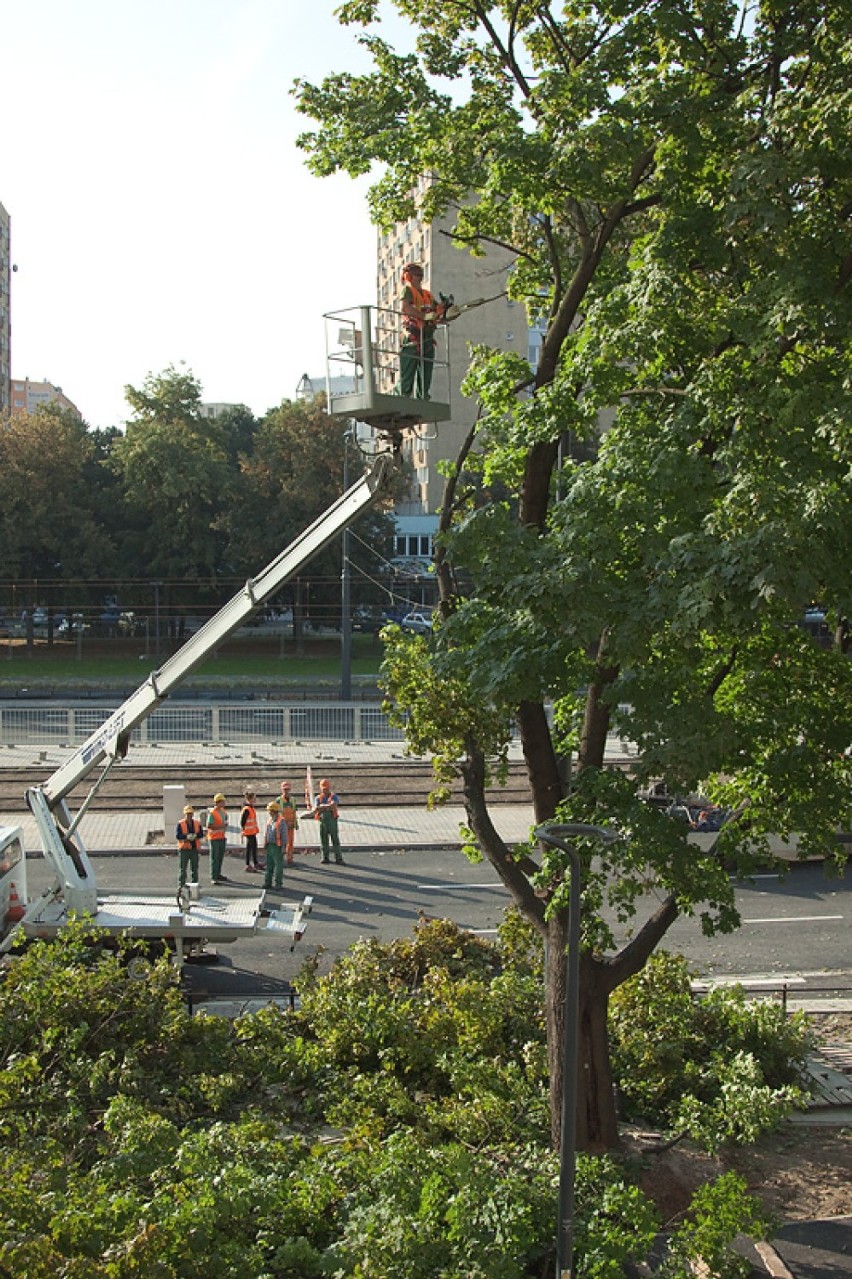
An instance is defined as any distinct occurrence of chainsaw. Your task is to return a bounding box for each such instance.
[423,291,505,323]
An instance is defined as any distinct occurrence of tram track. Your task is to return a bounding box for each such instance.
[0,760,533,812]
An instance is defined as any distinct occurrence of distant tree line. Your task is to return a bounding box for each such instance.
[0,366,401,630]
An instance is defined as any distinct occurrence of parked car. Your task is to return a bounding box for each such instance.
[117,611,145,638]
[800,606,832,649]
[30,608,66,635]
[352,605,384,633]
[57,613,89,637]
[380,606,410,627]
[399,610,433,635]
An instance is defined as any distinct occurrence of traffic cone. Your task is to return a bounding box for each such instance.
[6,882,25,923]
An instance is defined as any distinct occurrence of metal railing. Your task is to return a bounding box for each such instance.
[0,702,407,746]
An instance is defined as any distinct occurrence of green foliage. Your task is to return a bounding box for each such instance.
[662,1173,770,1279]
[292,920,549,1144]
[0,924,255,1147]
[296,0,852,1152]
[0,923,794,1276]
[0,406,115,581]
[573,1155,660,1279]
[326,1132,559,1279]
[380,627,513,802]
[0,372,395,625]
[609,952,814,1150]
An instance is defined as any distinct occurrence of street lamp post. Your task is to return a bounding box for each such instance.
[151,581,163,659]
[340,427,354,701]
[535,822,618,1279]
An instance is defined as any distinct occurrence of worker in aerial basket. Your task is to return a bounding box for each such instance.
[399,262,448,400]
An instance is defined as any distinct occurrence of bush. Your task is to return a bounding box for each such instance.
[609,951,814,1149]
[0,924,775,1276]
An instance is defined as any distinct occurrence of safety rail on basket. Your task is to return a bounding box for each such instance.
[324,304,451,439]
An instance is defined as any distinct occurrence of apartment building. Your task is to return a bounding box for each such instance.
[0,203,10,416]
[10,377,82,420]
[377,200,544,567]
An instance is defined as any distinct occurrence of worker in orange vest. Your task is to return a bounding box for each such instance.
[278,781,299,866]
[175,804,204,889]
[399,262,447,399]
[263,801,286,890]
[314,777,344,865]
[206,793,229,884]
[240,789,262,872]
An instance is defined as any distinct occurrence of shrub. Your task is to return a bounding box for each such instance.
[609,951,814,1148]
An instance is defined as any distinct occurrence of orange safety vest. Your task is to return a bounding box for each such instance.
[279,796,297,828]
[207,807,227,840]
[241,804,259,837]
[403,281,436,338]
[177,818,202,850]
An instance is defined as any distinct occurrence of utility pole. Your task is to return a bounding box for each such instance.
[340,427,354,700]
[535,822,618,1279]
[152,581,163,659]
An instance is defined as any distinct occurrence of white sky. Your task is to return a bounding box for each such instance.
[2,0,397,429]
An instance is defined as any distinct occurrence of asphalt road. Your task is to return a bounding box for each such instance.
[614,860,852,987]
[22,845,851,1005]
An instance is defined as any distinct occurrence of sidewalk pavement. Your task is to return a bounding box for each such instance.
[8,804,538,857]
[0,736,828,862]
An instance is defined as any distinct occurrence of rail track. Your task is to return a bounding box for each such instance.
[0,760,532,812]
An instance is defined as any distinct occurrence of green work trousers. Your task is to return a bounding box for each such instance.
[179,847,199,887]
[209,837,226,882]
[264,842,284,889]
[400,333,435,398]
[319,813,342,863]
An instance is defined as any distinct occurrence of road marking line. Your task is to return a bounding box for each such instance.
[743,914,843,924]
[418,882,502,890]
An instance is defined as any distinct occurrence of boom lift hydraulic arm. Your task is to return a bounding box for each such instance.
[24,450,400,918]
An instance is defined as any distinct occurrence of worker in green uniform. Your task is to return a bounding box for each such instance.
[314,777,344,865]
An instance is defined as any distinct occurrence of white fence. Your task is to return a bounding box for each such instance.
[0,702,406,746]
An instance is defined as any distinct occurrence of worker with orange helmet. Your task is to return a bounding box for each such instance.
[263,801,287,890]
[399,262,445,399]
[313,777,344,865]
[278,780,299,865]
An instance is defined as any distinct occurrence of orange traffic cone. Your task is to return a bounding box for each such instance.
[6,882,25,923]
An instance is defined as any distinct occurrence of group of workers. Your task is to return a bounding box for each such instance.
[175,777,343,892]
[171,260,448,892]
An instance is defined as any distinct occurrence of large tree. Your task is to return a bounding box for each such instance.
[0,404,114,588]
[296,0,852,1150]
[232,396,399,628]
[111,365,240,597]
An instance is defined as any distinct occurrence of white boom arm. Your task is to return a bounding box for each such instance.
[25,450,399,914]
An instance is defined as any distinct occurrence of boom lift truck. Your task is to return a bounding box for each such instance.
[0,448,401,962]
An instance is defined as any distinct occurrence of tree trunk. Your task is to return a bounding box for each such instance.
[545,916,622,1153]
[579,638,618,769]
[518,698,564,822]
[577,955,620,1151]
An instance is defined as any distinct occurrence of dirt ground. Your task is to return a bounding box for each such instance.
[635,1125,851,1227]
[634,1013,852,1227]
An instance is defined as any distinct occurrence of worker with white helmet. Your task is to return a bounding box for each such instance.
[175,804,204,889]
